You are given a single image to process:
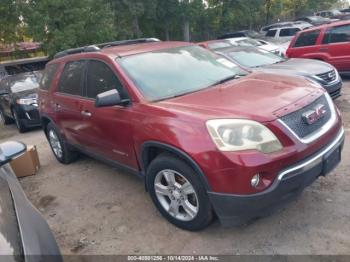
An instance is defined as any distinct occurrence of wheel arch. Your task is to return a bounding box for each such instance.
[141,141,211,191]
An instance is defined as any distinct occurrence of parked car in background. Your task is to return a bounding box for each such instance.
[217,30,260,40]
[287,20,350,73]
[226,37,284,56]
[315,9,348,20]
[265,26,305,41]
[0,141,62,262]
[296,16,333,26]
[39,38,344,230]
[198,37,284,56]
[260,21,312,35]
[215,46,342,99]
[0,72,42,132]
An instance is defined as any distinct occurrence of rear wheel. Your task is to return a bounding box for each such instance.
[146,154,213,231]
[0,109,12,125]
[12,110,27,133]
[46,122,78,164]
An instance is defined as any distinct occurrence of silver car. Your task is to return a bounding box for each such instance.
[216,46,342,99]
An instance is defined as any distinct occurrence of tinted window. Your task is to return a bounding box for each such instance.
[86,60,128,99]
[119,46,247,101]
[266,29,277,37]
[293,30,320,47]
[280,28,300,37]
[40,64,58,90]
[323,24,350,44]
[58,61,85,96]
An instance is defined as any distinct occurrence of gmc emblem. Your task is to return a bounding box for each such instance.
[302,104,327,125]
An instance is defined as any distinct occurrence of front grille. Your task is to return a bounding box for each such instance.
[280,95,332,139]
[316,70,337,84]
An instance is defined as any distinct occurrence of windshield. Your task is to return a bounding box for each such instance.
[10,75,39,93]
[234,38,262,47]
[208,41,232,50]
[225,49,285,68]
[119,46,247,101]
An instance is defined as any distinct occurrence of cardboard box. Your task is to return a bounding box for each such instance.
[10,145,40,178]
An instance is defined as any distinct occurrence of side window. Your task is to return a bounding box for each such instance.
[293,30,320,47]
[86,60,128,99]
[266,29,277,37]
[40,64,58,90]
[323,24,350,44]
[280,28,300,37]
[58,61,85,96]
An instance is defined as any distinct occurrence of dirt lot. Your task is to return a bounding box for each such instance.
[1,80,350,255]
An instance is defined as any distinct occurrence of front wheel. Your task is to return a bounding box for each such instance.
[146,154,213,231]
[13,110,27,133]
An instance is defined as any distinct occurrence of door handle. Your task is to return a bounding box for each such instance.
[81,110,92,117]
[54,103,61,111]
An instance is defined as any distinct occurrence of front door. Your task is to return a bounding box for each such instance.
[79,59,138,169]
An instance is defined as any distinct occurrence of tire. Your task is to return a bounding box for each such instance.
[46,122,78,164]
[0,109,12,125]
[12,110,27,133]
[146,154,213,231]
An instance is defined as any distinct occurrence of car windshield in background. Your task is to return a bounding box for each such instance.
[226,49,285,68]
[10,75,39,93]
[208,42,232,50]
[119,46,247,101]
[234,38,262,47]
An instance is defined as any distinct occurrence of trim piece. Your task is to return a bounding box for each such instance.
[278,127,344,181]
[278,93,337,144]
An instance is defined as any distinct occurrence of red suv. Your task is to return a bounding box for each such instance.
[39,39,344,230]
[287,20,350,73]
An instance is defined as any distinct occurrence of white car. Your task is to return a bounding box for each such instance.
[265,26,307,41]
[225,37,284,56]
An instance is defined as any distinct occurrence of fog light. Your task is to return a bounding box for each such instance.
[251,174,260,188]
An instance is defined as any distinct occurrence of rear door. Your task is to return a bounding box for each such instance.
[321,23,350,71]
[287,29,321,58]
[78,59,137,168]
[52,60,86,145]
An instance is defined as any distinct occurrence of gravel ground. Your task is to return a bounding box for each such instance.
[1,79,350,255]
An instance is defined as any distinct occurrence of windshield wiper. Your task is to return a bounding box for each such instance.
[212,74,240,86]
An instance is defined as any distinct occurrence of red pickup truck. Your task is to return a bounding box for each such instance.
[287,20,350,73]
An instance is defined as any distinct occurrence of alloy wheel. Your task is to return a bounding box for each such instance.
[154,169,199,221]
[48,130,63,159]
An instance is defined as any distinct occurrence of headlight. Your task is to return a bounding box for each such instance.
[16,98,37,105]
[206,119,282,153]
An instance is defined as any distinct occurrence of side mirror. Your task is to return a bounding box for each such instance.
[0,89,8,96]
[95,89,124,107]
[0,141,26,166]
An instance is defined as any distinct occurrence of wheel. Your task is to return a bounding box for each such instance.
[146,154,213,231]
[12,110,27,133]
[46,122,78,164]
[0,109,12,125]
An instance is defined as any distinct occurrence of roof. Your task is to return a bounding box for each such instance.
[0,56,49,66]
[51,41,193,64]
[300,19,350,32]
[101,41,191,57]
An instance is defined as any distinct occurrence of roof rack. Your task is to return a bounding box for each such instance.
[53,38,161,59]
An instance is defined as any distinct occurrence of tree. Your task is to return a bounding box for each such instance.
[24,0,116,57]
[0,0,23,45]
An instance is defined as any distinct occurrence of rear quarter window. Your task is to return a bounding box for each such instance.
[293,30,320,47]
[40,64,58,90]
[266,29,277,37]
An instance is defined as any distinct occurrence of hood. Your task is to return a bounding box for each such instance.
[257,58,333,76]
[157,72,323,123]
[13,89,38,100]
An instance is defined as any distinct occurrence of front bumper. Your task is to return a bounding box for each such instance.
[15,104,41,127]
[208,128,345,227]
